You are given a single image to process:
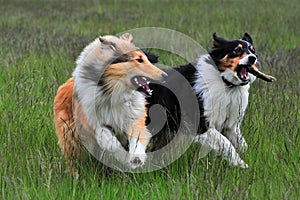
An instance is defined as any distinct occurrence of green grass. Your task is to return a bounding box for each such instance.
[1,0,300,199]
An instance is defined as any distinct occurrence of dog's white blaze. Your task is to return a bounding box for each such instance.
[239,54,257,65]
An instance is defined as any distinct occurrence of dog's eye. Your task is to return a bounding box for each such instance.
[249,46,255,54]
[233,47,243,55]
[136,58,144,63]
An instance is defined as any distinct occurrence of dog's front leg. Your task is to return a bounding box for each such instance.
[223,125,248,153]
[194,128,248,168]
[126,109,151,169]
[94,126,128,166]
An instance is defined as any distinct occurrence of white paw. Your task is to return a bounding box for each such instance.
[239,160,248,168]
[128,138,147,169]
[129,152,147,169]
[231,158,248,169]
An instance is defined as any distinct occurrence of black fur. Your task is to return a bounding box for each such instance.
[146,33,255,151]
[147,64,206,151]
[210,33,255,69]
[142,49,159,64]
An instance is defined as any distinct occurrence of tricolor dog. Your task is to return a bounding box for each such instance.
[148,33,276,168]
[53,33,167,172]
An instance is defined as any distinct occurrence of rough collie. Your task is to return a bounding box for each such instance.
[53,33,167,172]
[148,33,276,168]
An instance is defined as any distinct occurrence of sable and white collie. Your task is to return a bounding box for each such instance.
[148,33,276,168]
[53,33,167,172]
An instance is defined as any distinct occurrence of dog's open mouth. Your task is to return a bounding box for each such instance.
[131,76,153,96]
[236,64,276,82]
[236,65,250,82]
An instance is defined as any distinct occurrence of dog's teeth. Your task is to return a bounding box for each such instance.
[148,89,153,95]
[147,81,150,84]
[134,78,138,82]
[139,83,142,86]
[142,77,147,81]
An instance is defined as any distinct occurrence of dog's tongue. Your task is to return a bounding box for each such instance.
[137,77,148,87]
[143,82,150,92]
[136,77,152,95]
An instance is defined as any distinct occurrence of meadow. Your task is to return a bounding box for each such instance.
[1,0,299,199]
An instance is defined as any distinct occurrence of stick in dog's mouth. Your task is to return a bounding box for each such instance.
[247,65,276,82]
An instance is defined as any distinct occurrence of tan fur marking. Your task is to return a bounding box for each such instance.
[219,56,239,71]
[53,78,83,173]
[102,50,163,91]
[219,53,248,71]
[126,107,151,146]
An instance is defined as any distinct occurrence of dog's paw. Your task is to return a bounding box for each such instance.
[231,158,248,169]
[239,160,248,168]
[229,153,248,168]
[128,138,147,169]
[129,153,147,169]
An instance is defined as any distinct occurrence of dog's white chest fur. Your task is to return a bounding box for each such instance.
[193,55,250,131]
[74,80,145,134]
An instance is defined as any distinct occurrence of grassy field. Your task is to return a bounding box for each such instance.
[1,0,299,199]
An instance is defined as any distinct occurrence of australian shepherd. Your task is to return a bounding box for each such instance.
[148,33,276,168]
[53,33,167,172]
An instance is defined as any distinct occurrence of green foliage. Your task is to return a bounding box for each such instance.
[1,0,299,199]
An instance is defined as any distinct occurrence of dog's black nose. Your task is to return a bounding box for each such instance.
[248,55,256,64]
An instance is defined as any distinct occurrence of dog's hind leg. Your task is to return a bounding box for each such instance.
[194,128,248,168]
[54,78,84,174]
[223,125,248,153]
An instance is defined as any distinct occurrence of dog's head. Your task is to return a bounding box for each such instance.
[99,33,167,95]
[209,32,276,87]
[209,32,257,86]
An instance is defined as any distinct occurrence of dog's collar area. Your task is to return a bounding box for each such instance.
[222,77,236,88]
[222,77,248,88]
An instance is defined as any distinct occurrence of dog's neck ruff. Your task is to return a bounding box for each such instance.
[193,54,251,130]
[222,77,236,88]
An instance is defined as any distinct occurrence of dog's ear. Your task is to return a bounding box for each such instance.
[120,33,133,42]
[99,37,118,52]
[213,32,228,46]
[242,32,253,44]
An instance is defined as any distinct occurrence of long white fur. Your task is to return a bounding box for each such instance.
[72,36,148,169]
[193,54,256,168]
